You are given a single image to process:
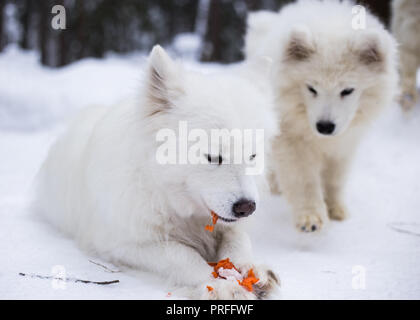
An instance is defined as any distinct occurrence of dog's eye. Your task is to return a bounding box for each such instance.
[206,154,223,165]
[250,154,256,161]
[307,85,318,96]
[340,88,354,97]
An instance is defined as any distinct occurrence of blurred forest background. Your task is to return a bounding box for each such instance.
[0,0,392,67]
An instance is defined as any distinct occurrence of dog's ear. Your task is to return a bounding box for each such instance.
[354,31,385,71]
[284,26,315,62]
[146,45,184,116]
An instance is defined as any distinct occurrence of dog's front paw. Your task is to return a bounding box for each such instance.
[250,265,280,299]
[328,202,348,221]
[201,279,256,300]
[233,263,280,299]
[296,210,328,233]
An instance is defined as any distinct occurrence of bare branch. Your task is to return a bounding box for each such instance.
[88,260,120,273]
[19,273,119,285]
[387,222,420,237]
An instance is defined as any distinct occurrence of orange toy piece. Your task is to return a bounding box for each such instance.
[208,258,259,292]
[206,285,214,292]
[205,211,219,232]
[208,258,239,274]
[238,268,259,292]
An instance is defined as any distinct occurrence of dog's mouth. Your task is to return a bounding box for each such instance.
[204,209,237,232]
[215,214,237,223]
[209,210,237,223]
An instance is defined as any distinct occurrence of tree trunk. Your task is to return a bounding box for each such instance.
[19,0,32,50]
[39,1,51,66]
[0,0,5,51]
[245,0,262,11]
[56,0,67,67]
[195,0,210,38]
[200,0,222,62]
[76,0,86,60]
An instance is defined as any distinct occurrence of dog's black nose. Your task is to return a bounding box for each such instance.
[316,121,336,135]
[232,199,256,218]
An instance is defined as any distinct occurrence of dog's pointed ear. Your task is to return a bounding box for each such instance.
[285,26,315,62]
[354,31,385,70]
[146,45,184,116]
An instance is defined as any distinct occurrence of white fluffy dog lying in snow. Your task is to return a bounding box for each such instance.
[392,0,420,111]
[35,46,279,299]
[245,0,398,232]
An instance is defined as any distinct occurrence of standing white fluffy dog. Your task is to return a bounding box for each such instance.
[35,46,279,299]
[245,0,398,232]
[392,0,420,111]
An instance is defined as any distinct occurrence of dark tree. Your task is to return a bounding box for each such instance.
[0,0,5,51]
[18,0,32,50]
[245,0,263,12]
[75,0,86,60]
[4,0,390,67]
[38,0,52,66]
[201,0,222,62]
[199,0,294,63]
[55,0,68,67]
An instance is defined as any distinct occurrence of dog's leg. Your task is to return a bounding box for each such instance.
[217,227,280,299]
[274,138,328,232]
[116,241,213,286]
[399,50,419,111]
[323,157,350,221]
[113,240,255,299]
[217,226,253,264]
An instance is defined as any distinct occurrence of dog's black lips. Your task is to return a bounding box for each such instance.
[206,207,237,223]
[216,215,237,223]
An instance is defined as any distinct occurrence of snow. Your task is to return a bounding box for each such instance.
[1,47,419,299]
[172,33,202,61]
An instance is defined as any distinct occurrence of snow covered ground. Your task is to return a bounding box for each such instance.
[0,46,419,299]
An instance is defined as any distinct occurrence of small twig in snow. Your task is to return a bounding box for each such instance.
[88,260,121,273]
[387,222,420,237]
[18,272,119,285]
[321,270,336,274]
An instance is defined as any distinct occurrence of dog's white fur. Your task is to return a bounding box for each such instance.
[34,46,279,299]
[245,0,398,232]
[392,0,420,110]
